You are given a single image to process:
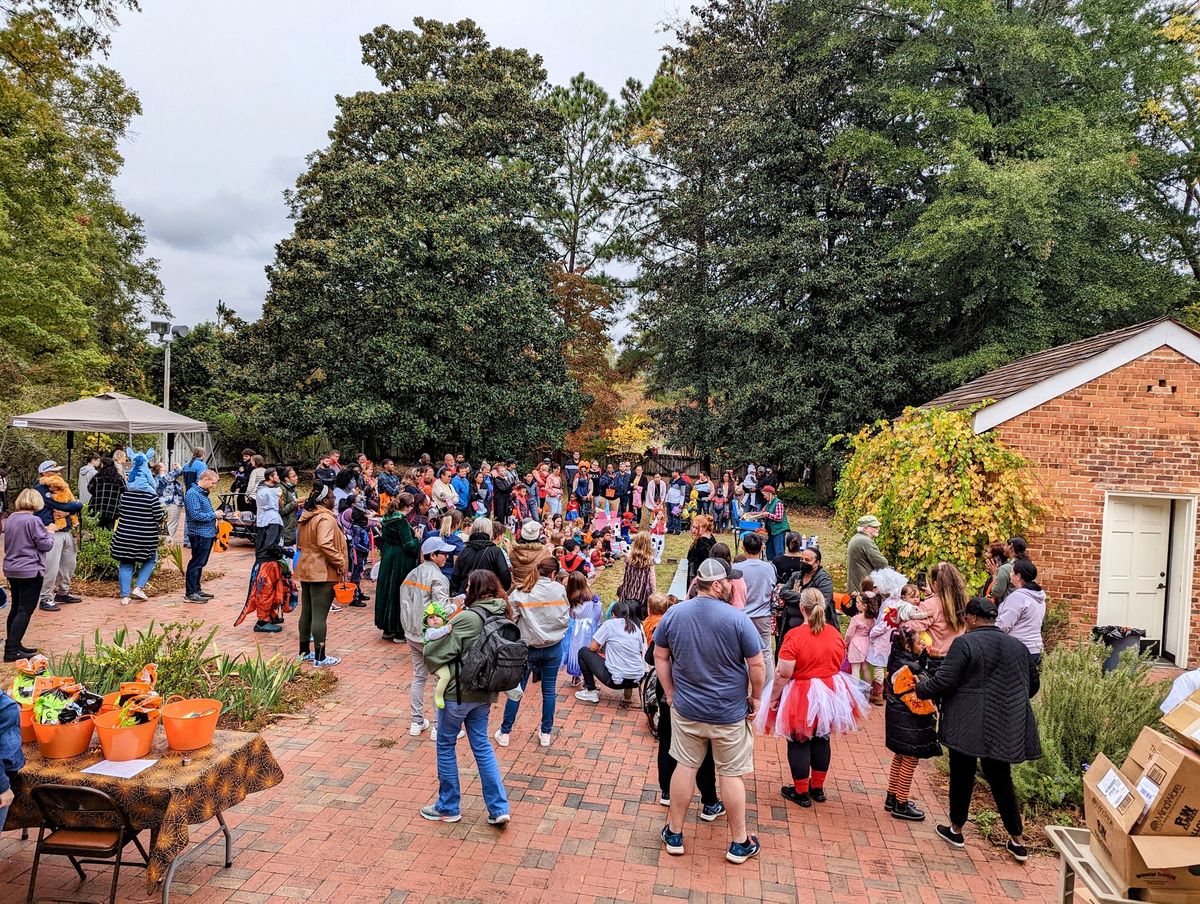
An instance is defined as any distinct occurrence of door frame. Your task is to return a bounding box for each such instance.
[1097,491,1196,669]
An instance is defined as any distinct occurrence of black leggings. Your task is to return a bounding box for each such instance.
[657,700,717,805]
[786,736,831,780]
[948,749,1023,837]
[5,575,43,656]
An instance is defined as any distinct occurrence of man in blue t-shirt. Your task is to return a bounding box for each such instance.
[654,557,766,865]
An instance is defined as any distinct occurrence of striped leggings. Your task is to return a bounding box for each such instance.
[887,754,919,804]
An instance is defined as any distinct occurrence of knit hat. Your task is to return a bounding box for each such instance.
[519,520,542,542]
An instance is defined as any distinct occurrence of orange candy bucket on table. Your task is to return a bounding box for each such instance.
[31,674,97,759]
[161,696,222,751]
[32,717,95,759]
[19,704,35,743]
[94,692,162,761]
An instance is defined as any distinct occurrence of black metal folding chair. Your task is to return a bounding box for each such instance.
[27,784,150,904]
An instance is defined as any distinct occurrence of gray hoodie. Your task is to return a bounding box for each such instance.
[996,586,1046,655]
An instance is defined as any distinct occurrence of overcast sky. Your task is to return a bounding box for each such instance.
[107,1,681,328]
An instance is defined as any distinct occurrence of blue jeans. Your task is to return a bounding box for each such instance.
[118,554,157,597]
[766,532,785,561]
[186,534,213,595]
[434,700,508,819]
[667,510,682,533]
[500,639,563,735]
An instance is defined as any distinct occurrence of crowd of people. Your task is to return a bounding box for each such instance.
[0,444,1046,869]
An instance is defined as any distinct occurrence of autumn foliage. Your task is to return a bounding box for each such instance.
[832,406,1049,587]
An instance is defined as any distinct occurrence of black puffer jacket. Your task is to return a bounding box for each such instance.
[884,650,941,760]
[915,626,1041,764]
[450,533,512,595]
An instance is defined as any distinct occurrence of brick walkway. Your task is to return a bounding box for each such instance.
[0,543,1059,903]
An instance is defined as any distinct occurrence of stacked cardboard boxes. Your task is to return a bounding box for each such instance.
[1083,689,1200,902]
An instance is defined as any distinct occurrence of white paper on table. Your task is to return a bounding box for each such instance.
[81,758,158,779]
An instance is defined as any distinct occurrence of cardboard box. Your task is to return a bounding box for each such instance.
[1163,688,1200,755]
[1085,753,1200,891]
[1121,727,1200,836]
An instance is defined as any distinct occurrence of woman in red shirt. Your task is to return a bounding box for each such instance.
[758,587,870,807]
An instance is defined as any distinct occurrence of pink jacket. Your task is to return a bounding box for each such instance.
[845,614,873,664]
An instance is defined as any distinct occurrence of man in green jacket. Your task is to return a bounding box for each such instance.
[421,594,511,827]
[846,514,888,594]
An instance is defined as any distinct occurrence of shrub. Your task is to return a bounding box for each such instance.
[1013,642,1167,810]
[778,485,828,508]
[831,405,1048,587]
[74,510,121,581]
[49,621,307,727]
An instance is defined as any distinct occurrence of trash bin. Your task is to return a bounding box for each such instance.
[1091,625,1146,672]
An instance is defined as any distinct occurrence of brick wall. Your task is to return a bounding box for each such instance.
[992,346,1200,667]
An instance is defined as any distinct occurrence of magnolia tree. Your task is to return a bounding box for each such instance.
[832,406,1048,587]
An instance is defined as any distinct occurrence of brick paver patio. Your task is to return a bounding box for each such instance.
[0,543,1059,903]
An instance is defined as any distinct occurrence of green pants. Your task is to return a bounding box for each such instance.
[300,581,335,646]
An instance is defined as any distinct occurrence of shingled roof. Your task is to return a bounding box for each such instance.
[926,316,1198,411]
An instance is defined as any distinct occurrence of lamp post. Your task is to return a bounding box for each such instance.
[150,321,190,466]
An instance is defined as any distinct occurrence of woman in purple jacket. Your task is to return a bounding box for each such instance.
[3,489,55,662]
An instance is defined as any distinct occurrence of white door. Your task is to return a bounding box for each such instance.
[1100,496,1172,640]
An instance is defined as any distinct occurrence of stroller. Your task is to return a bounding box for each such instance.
[730,498,767,555]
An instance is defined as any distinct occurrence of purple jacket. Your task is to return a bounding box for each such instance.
[3,511,54,578]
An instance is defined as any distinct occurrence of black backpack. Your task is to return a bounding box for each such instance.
[456,608,529,698]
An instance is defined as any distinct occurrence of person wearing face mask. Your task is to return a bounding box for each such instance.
[777,546,836,643]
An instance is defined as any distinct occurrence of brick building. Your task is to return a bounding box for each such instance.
[927,317,1200,668]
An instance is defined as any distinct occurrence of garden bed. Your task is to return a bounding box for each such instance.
[1,621,335,731]
[71,568,225,599]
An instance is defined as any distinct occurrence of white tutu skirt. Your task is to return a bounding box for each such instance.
[755,673,870,741]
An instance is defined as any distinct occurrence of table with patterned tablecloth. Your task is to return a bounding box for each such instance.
[6,729,283,894]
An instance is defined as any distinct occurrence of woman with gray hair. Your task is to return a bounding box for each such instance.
[450,517,511,594]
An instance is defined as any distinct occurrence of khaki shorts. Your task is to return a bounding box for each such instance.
[670,713,755,777]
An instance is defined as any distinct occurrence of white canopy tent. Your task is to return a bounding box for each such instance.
[7,391,210,475]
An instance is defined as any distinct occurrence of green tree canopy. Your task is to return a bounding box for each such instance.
[244,18,582,460]
[0,0,162,407]
[628,0,1197,472]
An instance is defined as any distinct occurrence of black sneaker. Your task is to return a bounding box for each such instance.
[184,593,208,604]
[883,792,897,812]
[891,801,925,822]
[936,825,966,849]
[19,645,38,655]
[781,786,811,808]
[699,801,725,822]
[1007,839,1029,862]
[254,621,282,633]
[197,590,215,599]
[810,787,827,803]
[348,601,367,607]
[55,592,83,603]
[38,602,60,612]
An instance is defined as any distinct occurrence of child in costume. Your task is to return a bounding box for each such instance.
[642,591,671,645]
[867,567,911,704]
[562,571,602,688]
[650,508,666,564]
[425,600,457,708]
[844,590,880,685]
[883,627,940,821]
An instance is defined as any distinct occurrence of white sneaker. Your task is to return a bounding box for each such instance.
[120,596,131,606]
[429,727,437,741]
[410,719,429,737]
[131,587,148,601]
[575,689,600,704]
[458,728,465,739]
[539,732,552,747]
[494,729,510,747]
